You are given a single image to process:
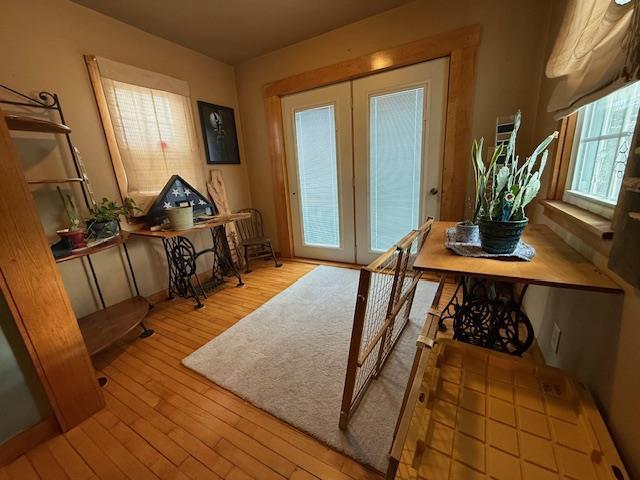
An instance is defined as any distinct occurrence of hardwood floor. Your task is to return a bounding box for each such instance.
[0,260,383,480]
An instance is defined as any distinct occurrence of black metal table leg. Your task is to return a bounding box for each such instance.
[162,236,206,308]
[439,276,534,356]
[210,226,244,287]
[162,238,177,300]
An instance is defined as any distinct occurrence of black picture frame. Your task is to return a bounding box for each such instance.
[197,101,241,165]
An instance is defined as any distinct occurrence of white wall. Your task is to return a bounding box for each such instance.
[1,0,252,317]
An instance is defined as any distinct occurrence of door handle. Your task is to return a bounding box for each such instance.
[429,188,439,195]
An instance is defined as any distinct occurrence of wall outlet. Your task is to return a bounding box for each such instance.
[551,323,562,354]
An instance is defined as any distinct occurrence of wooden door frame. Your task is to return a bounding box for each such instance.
[264,25,481,257]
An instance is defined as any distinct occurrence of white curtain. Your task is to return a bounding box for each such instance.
[96,57,203,213]
[546,0,636,118]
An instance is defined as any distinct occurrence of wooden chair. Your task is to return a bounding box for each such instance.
[235,208,282,273]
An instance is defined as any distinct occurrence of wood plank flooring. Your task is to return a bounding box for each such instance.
[1,260,387,480]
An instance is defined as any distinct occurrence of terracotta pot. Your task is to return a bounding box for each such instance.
[57,229,87,249]
[478,218,528,254]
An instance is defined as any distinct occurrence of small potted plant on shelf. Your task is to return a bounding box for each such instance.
[471,110,558,254]
[56,187,87,249]
[86,197,139,239]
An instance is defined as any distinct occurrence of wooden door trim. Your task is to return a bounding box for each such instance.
[0,110,104,434]
[264,25,481,256]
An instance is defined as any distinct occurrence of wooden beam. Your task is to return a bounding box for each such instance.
[0,109,104,432]
[548,114,577,200]
[264,95,293,257]
[84,54,128,204]
[264,25,482,257]
[441,45,477,221]
[264,25,481,98]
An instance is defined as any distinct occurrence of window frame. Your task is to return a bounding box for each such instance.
[560,84,640,219]
[562,110,617,219]
[542,102,625,254]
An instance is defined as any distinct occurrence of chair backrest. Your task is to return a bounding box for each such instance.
[235,208,264,241]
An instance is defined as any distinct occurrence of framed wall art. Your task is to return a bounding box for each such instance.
[197,101,241,165]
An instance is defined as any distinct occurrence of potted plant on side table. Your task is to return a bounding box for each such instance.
[472,111,558,254]
[86,197,139,240]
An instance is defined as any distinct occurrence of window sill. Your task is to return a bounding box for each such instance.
[541,200,613,256]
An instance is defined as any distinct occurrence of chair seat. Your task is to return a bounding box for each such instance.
[242,237,270,246]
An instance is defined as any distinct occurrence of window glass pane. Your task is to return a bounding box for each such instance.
[573,141,597,192]
[591,138,618,198]
[571,82,640,204]
[294,105,340,248]
[369,87,424,252]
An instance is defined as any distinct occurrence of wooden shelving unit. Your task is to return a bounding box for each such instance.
[5,114,71,134]
[56,232,128,263]
[28,178,84,185]
[78,296,149,355]
[1,84,152,363]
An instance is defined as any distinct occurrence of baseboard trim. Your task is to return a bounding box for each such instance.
[0,416,59,467]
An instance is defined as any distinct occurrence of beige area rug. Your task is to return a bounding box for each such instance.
[182,265,438,472]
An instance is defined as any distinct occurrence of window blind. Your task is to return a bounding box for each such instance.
[95,57,203,213]
[369,87,424,252]
[294,105,340,248]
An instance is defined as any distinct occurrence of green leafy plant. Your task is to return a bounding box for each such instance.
[471,111,558,223]
[87,197,140,223]
[57,186,82,231]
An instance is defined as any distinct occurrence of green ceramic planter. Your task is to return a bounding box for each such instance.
[478,218,528,254]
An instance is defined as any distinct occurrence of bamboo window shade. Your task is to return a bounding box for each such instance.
[93,57,204,212]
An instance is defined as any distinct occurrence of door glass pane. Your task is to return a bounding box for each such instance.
[294,105,340,247]
[369,87,424,252]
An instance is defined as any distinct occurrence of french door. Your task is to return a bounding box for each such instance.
[282,82,355,262]
[282,58,448,264]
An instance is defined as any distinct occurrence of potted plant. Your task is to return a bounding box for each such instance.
[471,111,558,254]
[454,219,480,243]
[56,187,87,249]
[86,197,139,239]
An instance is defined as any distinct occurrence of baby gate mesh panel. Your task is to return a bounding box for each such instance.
[339,220,432,429]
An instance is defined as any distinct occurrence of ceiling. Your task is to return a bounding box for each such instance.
[71,0,414,64]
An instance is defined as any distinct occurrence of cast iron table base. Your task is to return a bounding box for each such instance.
[162,225,244,308]
[439,276,534,356]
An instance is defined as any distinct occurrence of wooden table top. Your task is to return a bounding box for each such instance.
[414,222,622,293]
[125,212,250,239]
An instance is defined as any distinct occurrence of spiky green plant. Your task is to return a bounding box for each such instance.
[471,111,558,223]
[57,186,82,231]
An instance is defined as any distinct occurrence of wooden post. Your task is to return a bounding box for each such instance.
[338,268,370,429]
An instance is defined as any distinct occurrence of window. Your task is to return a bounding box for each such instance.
[564,82,640,217]
[86,56,203,213]
[102,79,201,197]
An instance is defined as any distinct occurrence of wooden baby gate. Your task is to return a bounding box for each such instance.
[339,219,433,429]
